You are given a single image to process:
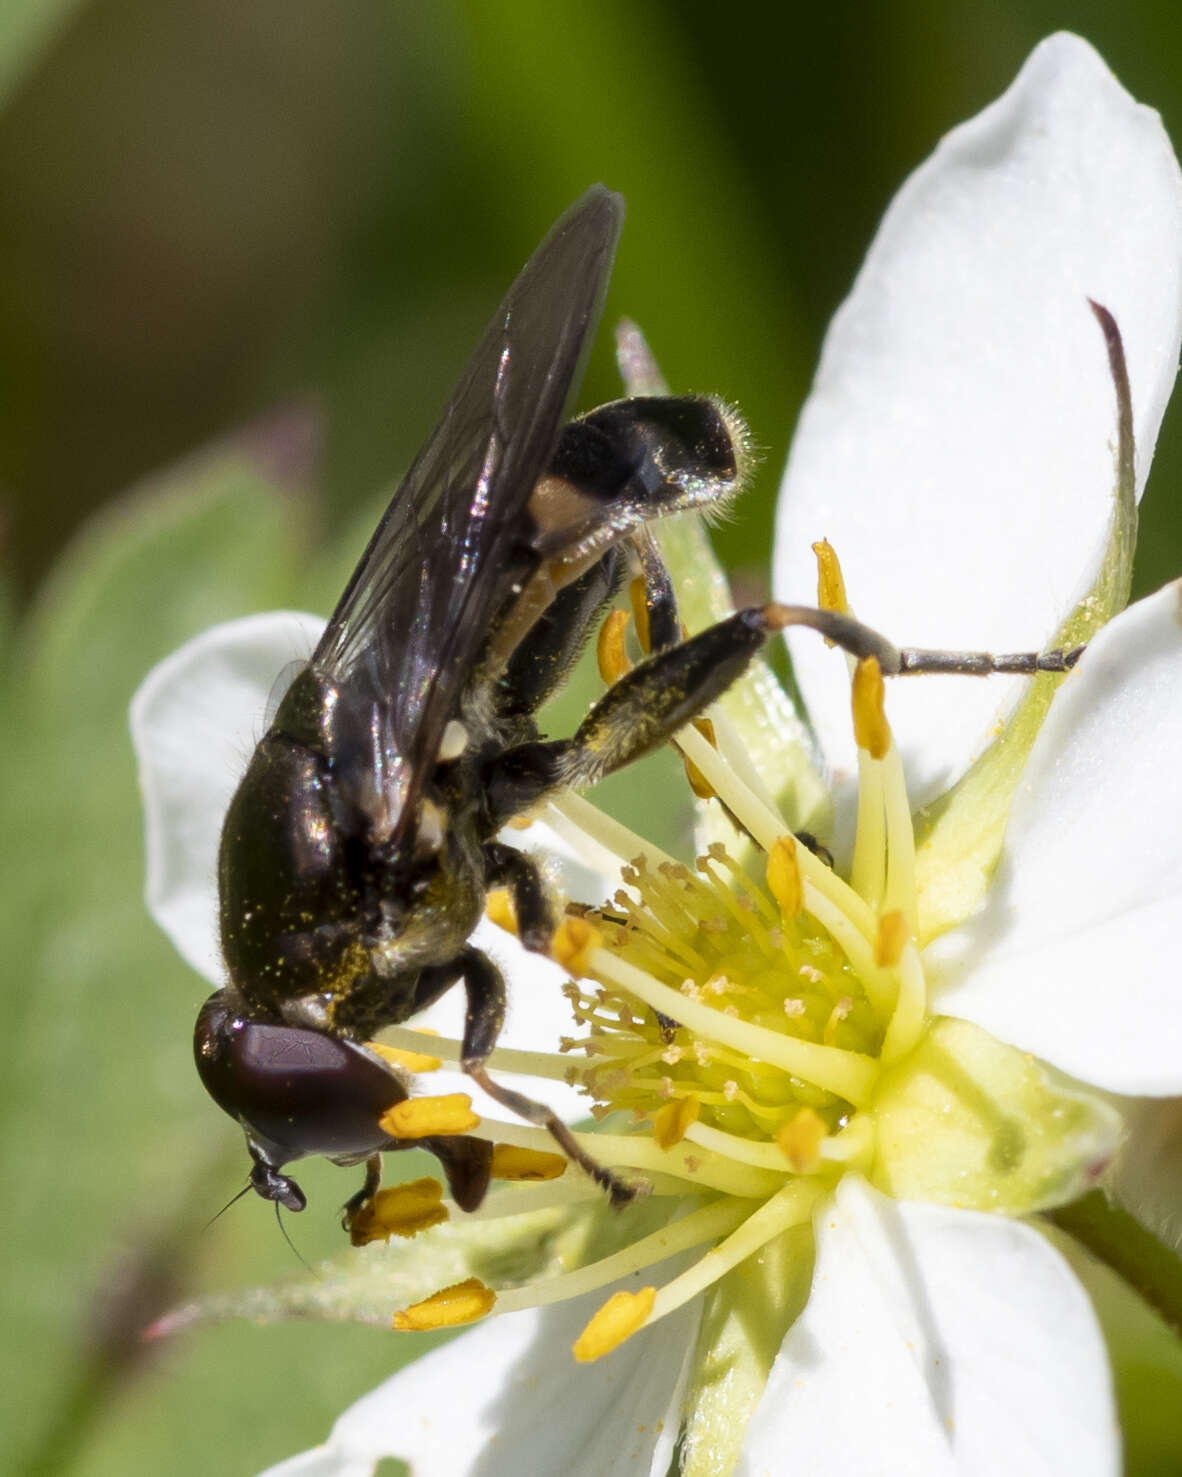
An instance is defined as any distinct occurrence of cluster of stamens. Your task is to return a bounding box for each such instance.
[359,543,932,1364]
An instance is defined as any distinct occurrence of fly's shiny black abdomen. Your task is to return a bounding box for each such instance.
[218,668,370,1010]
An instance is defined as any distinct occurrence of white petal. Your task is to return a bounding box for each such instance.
[775,33,1182,803]
[130,611,324,980]
[931,581,1182,1093]
[739,1178,1117,1477]
[260,1290,698,1477]
[414,915,591,1122]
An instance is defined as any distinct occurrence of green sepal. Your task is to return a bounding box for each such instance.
[679,1220,815,1477]
[870,1017,1124,1214]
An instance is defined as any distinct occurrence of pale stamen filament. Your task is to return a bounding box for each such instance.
[850,751,887,908]
[880,740,919,935]
[376,1026,576,1084]
[642,1179,823,1331]
[465,1117,790,1199]
[493,1199,751,1316]
[674,722,877,940]
[880,942,927,1064]
[546,792,682,875]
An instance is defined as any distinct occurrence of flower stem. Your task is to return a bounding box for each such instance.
[1047,1191,1182,1336]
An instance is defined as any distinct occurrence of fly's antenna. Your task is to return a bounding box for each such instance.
[274,1202,318,1277]
[201,1182,253,1233]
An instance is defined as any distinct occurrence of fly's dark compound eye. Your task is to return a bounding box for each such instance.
[195,989,409,1206]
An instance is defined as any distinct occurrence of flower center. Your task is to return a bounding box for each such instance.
[367,545,941,1359]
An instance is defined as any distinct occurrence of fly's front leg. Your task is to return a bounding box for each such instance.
[485,841,553,953]
[455,946,636,1207]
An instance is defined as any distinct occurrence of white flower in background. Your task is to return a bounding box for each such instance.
[132,33,1182,1477]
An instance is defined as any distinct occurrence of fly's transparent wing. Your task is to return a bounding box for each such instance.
[312,185,624,843]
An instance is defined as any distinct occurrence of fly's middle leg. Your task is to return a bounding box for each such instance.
[455,946,637,1206]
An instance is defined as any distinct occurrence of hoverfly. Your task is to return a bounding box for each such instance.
[194,185,1087,1227]
[195,185,778,1222]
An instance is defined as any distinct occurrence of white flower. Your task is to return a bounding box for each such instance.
[132,33,1182,1477]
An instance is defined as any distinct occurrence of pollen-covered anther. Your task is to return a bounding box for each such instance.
[392,1277,496,1332]
[682,716,719,800]
[485,887,518,935]
[598,607,633,684]
[553,915,604,974]
[350,1177,449,1245]
[628,576,653,654]
[812,537,849,617]
[572,1287,656,1363]
[491,1143,567,1181]
[766,836,804,918]
[380,1093,480,1138]
[852,656,891,759]
[653,1094,700,1148]
[365,1039,443,1074]
[875,909,909,968]
[777,1106,829,1172]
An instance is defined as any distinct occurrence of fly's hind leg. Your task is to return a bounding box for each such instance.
[455,945,637,1207]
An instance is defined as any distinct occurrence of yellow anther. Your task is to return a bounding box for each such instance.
[349,1178,448,1246]
[813,538,849,616]
[491,1143,567,1181]
[572,1287,656,1363]
[393,1277,496,1332]
[366,1040,443,1075]
[485,887,518,935]
[777,1105,828,1172]
[874,909,909,968]
[629,576,652,654]
[653,1094,700,1148]
[380,1093,480,1139]
[852,657,891,760]
[766,836,803,918]
[682,717,719,799]
[552,915,603,974]
[598,607,633,684]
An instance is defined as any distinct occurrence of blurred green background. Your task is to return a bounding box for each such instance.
[3,3,1182,1475]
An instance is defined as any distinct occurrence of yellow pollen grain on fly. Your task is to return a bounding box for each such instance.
[777,1105,829,1172]
[628,576,652,653]
[572,1287,656,1363]
[485,887,518,935]
[553,915,604,974]
[366,1039,443,1075]
[766,836,803,918]
[813,537,849,616]
[852,656,891,760]
[875,909,909,968]
[653,1093,700,1148]
[380,1093,480,1138]
[349,1177,449,1245]
[598,607,633,684]
[392,1277,496,1332]
[490,1143,568,1181]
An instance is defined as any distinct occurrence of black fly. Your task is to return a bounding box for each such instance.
[194,186,780,1224]
[193,185,1087,1231]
